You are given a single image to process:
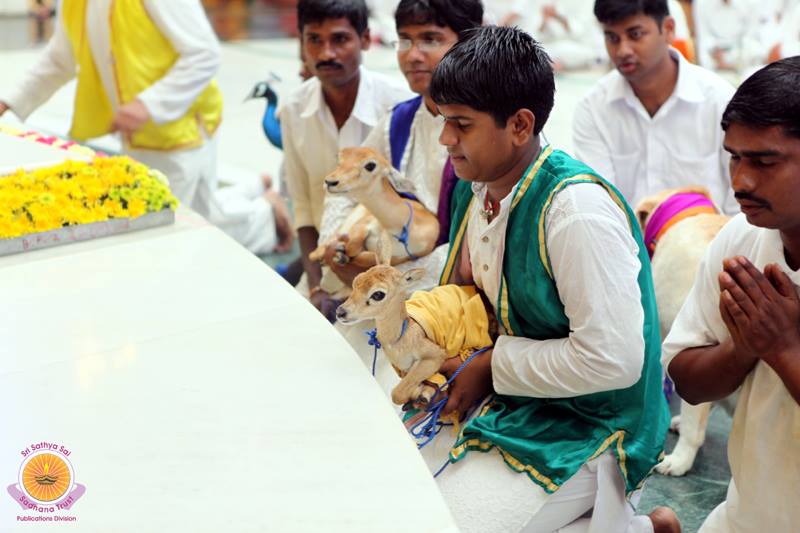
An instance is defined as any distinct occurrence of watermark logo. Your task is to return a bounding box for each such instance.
[7,443,85,519]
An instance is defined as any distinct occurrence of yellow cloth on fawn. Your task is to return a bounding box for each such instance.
[405,285,492,431]
[406,284,493,361]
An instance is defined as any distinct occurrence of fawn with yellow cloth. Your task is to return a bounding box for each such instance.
[336,264,493,407]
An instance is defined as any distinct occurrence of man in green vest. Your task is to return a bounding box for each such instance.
[425,26,678,533]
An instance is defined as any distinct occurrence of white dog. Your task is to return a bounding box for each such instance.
[635,186,732,476]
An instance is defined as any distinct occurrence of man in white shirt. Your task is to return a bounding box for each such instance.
[693,0,776,72]
[320,0,484,292]
[574,0,738,214]
[279,0,411,314]
[499,0,605,71]
[423,25,678,533]
[663,57,800,533]
[0,0,292,256]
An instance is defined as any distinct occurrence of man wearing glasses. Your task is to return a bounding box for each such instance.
[320,0,485,293]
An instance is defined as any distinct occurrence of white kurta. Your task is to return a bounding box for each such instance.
[573,49,738,214]
[777,1,800,58]
[693,0,776,71]
[467,181,646,398]
[662,214,800,533]
[278,66,412,232]
[422,169,654,533]
[507,0,605,69]
[2,0,280,254]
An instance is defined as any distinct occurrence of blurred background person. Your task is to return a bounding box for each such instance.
[500,0,605,71]
[694,0,777,72]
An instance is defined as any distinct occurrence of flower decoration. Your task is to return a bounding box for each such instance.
[0,156,178,239]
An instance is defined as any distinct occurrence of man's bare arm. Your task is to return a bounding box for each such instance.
[298,226,323,289]
[668,338,757,405]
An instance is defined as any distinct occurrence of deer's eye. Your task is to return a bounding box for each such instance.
[364,161,377,172]
[370,291,385,302]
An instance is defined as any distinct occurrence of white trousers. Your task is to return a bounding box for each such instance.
[437,450,653,533]
[335,318,654,533]
[127,136,277,255]
[544,40,605,70]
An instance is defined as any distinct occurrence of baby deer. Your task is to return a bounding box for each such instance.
[336,265,446,407]
[309,147,439,294]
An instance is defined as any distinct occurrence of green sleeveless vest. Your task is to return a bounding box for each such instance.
[440,146,669,494]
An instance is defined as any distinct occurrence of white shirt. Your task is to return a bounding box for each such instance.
[483,0,519,24]
[461,173,646,398]
[509,0,600,45]
[693,0,775,69]
[3,0,220,128]
[777,1,800,58]
[278,67,412,231]
[662,214,800,533]
[573,50,738,214]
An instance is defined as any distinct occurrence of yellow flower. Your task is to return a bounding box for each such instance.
[0,156,179,239]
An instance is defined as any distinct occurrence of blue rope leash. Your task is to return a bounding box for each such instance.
[410,347,491,451]
[432,458,450,478]
[393,201,419,260]
[365,320,409,376]
[364,325,491,479]
[366,329,381,376]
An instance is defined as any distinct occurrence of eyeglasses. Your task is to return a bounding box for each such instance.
[391,38,448,53]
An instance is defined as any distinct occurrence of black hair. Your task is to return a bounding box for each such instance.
[394,0,484,36]
[429,25,554,135]
[721,56,800,139]
[593,0,670,26]
[297,0,369,35]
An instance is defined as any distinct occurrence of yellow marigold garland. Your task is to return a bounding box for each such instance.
[0,156,178,239]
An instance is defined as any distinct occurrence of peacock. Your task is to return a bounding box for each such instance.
[246,73,283,150]
[246,73,305,285]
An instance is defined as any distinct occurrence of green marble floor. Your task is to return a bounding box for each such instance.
[638,396,733,533]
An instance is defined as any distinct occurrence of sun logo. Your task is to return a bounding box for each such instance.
[21,453,72,503]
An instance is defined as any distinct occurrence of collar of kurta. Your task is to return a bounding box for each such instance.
[468,145,554,214]
[644,192,718,258]
[300,65,378,126]
[607,48,706,107]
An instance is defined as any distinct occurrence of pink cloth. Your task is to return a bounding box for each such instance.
[644,192,716,258]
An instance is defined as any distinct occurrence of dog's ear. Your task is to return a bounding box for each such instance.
[634,196,659,230]
[681,185,713,199]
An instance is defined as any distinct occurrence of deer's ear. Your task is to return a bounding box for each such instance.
[403,268,426,284]
[375,230,393,266]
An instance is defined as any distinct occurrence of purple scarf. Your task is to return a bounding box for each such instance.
[436,158,457,246]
